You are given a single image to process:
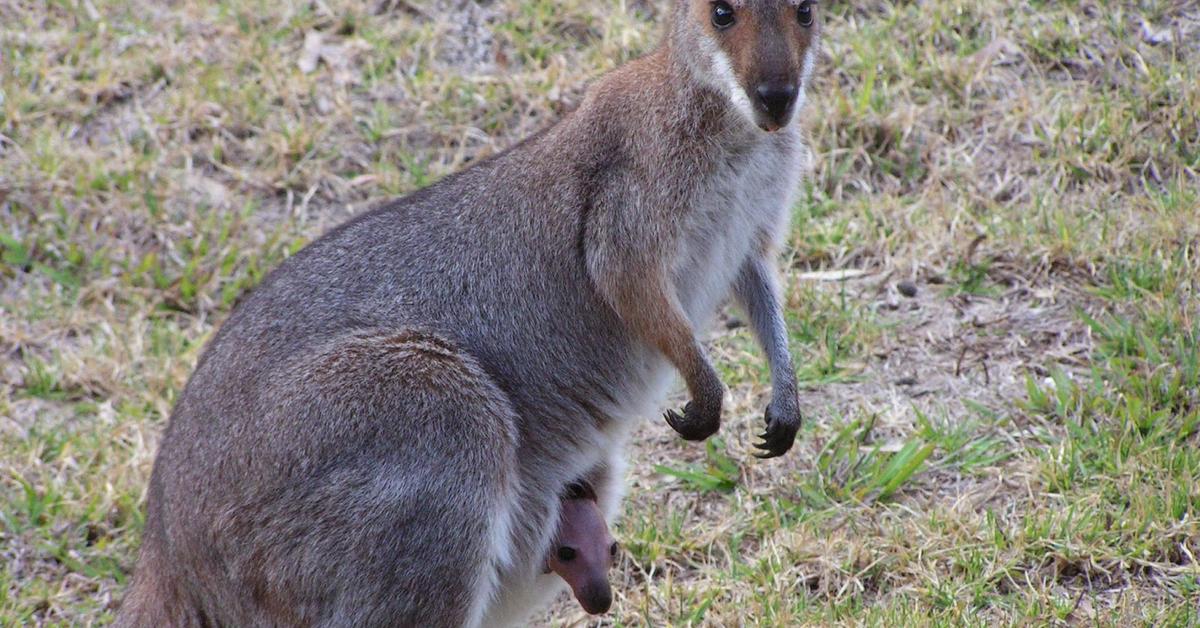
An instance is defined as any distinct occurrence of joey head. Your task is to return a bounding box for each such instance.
[544,482,617,615]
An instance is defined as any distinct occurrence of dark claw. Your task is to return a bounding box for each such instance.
[663,409,684,432]
[753,448,781,459]
[753,403,800,459]
[662,400,720,442]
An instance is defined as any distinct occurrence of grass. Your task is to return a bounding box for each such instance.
[2,0,1198,625]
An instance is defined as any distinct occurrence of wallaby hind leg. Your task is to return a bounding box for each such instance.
[126,330,521,628]
[244,330,521,627]
[234,454,515,628]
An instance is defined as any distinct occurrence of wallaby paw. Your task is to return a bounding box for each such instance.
[753,401,800,459]
[663,400,720,442]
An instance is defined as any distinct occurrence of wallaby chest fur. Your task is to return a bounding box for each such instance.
[120,2,819,626]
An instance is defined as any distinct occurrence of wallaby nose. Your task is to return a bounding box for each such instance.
[755,83,798,128]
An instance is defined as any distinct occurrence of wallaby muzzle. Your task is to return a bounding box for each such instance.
[755,81,799,130]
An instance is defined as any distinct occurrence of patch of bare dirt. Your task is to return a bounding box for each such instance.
[380,0,500,72]
[824,270,1096,434]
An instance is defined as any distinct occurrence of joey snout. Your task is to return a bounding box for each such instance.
[575,578,613,615]
[547,542,618,615]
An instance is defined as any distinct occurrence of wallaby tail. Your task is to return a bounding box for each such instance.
[114,536,205,628]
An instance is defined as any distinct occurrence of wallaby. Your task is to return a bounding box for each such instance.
[117,0,820,625]
[544,482,618,616]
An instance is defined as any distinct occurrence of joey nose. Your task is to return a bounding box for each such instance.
[578,580,613,615]
[755,83,798,129]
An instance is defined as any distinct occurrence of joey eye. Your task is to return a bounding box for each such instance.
[557,547,577,562]
[796,1,815,27]
[609,542,619,558]
[711,1,735,29]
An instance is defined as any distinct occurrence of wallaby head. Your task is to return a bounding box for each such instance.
[676,0,820,132]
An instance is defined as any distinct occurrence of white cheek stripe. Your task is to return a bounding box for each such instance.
[790,44,818,118]
[703,32,819,129]
[709,45,757,126]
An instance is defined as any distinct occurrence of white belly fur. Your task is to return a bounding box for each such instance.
[677,130,805,326]
[480,431,633,627]
[482,131,806,627]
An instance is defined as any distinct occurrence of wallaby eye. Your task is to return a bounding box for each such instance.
[609,542,619,558]
[711,1,736,29]
[796,1,815,27]
[557,547,577,562]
